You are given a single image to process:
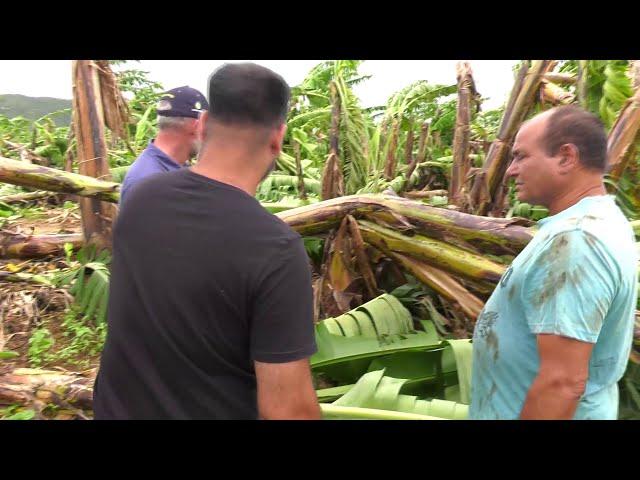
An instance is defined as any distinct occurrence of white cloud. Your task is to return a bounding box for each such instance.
[0,60,518,111]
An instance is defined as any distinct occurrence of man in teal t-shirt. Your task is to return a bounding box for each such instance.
[470,105,637,420]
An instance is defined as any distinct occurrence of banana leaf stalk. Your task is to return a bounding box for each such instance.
[389,252,484,320]
[346,215,379,299]
[327,216,359,313]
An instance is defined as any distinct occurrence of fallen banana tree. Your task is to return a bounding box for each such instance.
[0,232,84,259]
[357,219,506,284]
[0,156,534,257]
[278,193,535,255]
[0,156,120,203]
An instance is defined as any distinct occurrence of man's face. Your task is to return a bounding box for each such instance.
[506,114,561,207]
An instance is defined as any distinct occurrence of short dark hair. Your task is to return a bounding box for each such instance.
[207,63,290,128]
[541,105,607,171]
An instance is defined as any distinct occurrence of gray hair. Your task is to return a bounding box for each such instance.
[157,116,194,131]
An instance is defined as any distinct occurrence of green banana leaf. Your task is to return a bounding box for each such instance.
[443,339,473,404]
[325,369,469,420]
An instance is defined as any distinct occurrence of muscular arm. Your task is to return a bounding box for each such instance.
[520,334,593,419]
[255,358,321,420]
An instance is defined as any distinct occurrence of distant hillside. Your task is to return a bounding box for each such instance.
[0,94,72,126]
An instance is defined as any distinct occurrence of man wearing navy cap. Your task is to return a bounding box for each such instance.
[119,86,208,205]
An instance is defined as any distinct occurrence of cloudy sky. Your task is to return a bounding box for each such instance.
[0,60,518,110]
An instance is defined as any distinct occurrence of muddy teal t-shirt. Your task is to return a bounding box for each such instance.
[469,195,637,420]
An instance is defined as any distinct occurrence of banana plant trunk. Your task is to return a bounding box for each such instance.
[607,73,640,182]
[449,62,476,209]
[577,60,589,108]
[470,60,554,216]
[71,60,115,249]
[383,118,400,181]
[293,140,307,200]
[321,81,344,200]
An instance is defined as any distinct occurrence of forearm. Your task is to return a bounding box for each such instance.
[259,397,321,420]
[520,374,584,420]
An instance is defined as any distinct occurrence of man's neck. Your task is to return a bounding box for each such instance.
[191,148,262,197]
[547,179,607,216]
[153,133,191,166]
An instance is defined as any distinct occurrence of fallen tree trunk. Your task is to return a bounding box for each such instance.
[0,156,120,203]
[0,232,84,259]
[277,193,535,255]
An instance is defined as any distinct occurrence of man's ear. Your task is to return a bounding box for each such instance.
[557,143,580,172]
[270,123,287,155]
[196,111,209,140]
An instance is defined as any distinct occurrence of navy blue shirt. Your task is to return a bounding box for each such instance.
[120,141,182,205]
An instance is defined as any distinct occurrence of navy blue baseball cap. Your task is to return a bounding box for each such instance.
[156,86,209,119]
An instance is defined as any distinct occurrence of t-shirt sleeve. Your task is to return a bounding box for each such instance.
[521,229,618,344]
[249,234,317,363]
